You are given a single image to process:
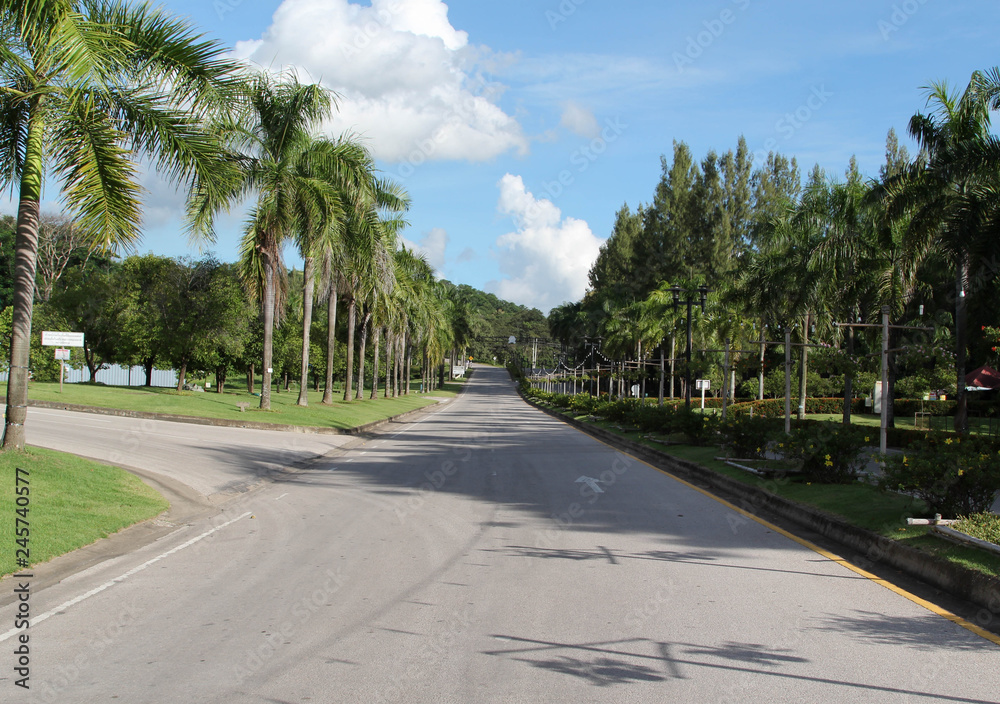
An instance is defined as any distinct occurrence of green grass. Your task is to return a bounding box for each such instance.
[808,412,998,435]
[21,378,466,430]
[1,447,168,577]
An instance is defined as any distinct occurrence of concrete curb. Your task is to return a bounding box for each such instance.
[933,525,1000,558]
[9,396,449,436]
[524,396,1000,616]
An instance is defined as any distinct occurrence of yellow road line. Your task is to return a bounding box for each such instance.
[567,419,1000,648]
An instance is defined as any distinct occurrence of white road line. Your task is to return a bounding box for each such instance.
[275,493,289,500]
[0,511,252,644]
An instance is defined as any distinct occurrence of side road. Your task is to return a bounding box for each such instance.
[522,394,1000,627]
[0,396,456,602]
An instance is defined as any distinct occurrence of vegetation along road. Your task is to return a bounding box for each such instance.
[1,366,997,702]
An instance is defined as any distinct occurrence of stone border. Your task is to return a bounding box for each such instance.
[4,396,448,436]
[523,396,1000,617]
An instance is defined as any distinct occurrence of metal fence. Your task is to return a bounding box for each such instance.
[0,364,178,387]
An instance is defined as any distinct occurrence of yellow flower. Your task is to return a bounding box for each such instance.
[864,437,871,443]
[903,456,908,465]
[958,469,965,477]
[825,454,831,460]
[945,438,953,445]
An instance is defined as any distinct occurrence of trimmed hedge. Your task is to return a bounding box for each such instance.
[729,398,867,417]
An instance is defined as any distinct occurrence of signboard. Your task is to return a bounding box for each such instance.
[42,331,84,347]
[695,379,711,390]
[54,348,70,361]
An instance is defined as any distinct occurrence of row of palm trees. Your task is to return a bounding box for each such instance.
[552,69,1000,434]
[0,1,462,450]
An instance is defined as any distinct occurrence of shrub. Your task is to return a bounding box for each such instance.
[782,421,871,483]
[879,434,1000,516]
[729,398,866,418]
[671,407,718,446]
[718,415,782,459]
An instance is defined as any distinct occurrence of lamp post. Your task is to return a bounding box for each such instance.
[670,285,709,410]
[584,336,602,396]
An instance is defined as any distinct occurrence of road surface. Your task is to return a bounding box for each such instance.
[1,366,998,702]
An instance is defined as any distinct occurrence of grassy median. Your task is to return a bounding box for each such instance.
[0,447,169,577]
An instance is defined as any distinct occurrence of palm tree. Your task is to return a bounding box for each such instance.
[0,0,238,449]
[293,138,406,406]
[342,207,406,401]
[878,72,1000,433]
[189,70,362,411]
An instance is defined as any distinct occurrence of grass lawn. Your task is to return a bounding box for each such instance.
[533,400,1000,578]
[808,412,998,435]
[1,447,168,577]
[20,377,468,430]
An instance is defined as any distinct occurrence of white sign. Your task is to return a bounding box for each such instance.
[42,331,84,347]
[696,379,711,390]
[54,348,70,361]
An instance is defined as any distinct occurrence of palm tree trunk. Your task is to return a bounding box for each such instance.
[658,345,665,406]
[797,314,810,420]
[395,335,403,397]
[343,295,356,401]
[260,253,276,411]
[322,282,338,404]
[297,256,315,406]
[954,255,970,434]
[371,327,382,400]
[3,115,44,451]
[356,309,370,401]
[669,334,676,400]
[758,321,766,401]
[404,333,412,395]
[384,330,393,398]
[843,318,854,425]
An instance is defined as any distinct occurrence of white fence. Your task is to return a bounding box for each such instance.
[0,364,178,387]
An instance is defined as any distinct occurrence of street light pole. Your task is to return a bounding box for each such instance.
[671,285,709,410]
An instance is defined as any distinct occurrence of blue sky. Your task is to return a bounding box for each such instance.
[43,1,1000,313]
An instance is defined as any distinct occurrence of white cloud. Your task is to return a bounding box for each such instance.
[232,0,528,165]
[401,227,448,275]
[487,174,603,314]
[559,101,600,138]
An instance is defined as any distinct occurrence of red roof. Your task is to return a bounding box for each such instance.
[965,365,1000,390]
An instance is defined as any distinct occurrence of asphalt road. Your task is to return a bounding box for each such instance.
[1,366,998,703]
